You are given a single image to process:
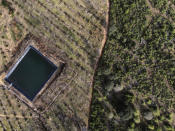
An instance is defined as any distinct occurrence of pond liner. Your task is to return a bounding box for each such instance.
[4,45,58,101]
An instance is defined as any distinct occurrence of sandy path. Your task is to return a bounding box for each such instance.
[87,0,110,128]
[0,114,37,119]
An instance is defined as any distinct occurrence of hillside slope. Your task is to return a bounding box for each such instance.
[0,0,108,130]
[89,0,175,130]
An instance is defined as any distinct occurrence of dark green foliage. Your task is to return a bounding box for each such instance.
[89,0,175,130]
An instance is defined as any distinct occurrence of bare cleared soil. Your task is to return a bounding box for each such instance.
[0,0,109,130]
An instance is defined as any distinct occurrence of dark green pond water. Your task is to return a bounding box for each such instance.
[5,46,57,101]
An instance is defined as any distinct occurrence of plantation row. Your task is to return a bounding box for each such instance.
[0,86,39,131]
[0,0,108,130]
[10,0,93,71]
[10,0,104,74]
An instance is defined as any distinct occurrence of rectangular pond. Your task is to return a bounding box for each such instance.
[5,45,57,101]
